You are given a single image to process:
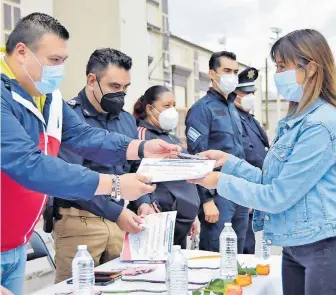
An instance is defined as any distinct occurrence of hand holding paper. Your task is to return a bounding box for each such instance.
[137,158,216,183]
[188,171,222,189]
[197,150,230,168]
[121,211,177,261]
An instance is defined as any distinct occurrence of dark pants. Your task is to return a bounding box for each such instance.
[282,237,336,295]
[174,221,193,249]
[199,197,249,253]
[243,213,255,254]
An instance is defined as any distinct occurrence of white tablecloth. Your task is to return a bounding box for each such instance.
[32,250,282,295]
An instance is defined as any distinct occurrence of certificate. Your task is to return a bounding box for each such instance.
[121,211,177,262]
[136,158,216,183]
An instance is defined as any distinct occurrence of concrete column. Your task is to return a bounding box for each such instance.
[53,0,121,100]
[119,0,148,111]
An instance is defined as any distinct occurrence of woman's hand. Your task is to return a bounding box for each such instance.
[188,172,222,189]
[197,150,230,168]
[188,220,199,240]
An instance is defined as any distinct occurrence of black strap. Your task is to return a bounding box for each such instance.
[54,198,82,210]
[138,141,146,159]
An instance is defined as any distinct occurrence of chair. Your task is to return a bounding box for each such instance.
[27,230,56,269]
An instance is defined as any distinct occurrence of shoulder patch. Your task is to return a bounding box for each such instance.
[67,99,77,107]
[187,126,201,142]
[214,109,227,116]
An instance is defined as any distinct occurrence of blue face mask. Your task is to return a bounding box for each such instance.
[274,70,304,102]
[22,49,65,95]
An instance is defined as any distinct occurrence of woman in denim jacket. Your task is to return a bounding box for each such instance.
[190,29,336,295]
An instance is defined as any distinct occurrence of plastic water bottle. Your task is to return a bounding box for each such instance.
[254,230,271,261]
[166,245,188,295]
[220,222,238,279]
[72,245,94,295]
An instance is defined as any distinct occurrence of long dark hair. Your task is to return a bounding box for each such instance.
[133,85,171,124]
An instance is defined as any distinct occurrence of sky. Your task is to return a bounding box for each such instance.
[169,0,336,71]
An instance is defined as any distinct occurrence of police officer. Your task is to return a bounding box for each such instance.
[232,67,269,254]
[185,51,248,253]
[133,85,200,248]
[52,48,155,283]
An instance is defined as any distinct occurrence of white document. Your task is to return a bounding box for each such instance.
[121,211,177,262]
[136,158,216,183]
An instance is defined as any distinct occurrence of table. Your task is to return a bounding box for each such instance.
[32,250,282,295]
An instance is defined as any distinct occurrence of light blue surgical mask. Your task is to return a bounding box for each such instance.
[274,69,305,102]
[22,49,65,95]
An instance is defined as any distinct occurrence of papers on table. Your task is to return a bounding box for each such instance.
[121,211,177,262]
[136,158,216,183]
[121,263,219,285]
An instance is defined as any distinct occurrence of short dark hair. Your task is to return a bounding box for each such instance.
[6,12,69,54]
[209,51,237,70]
[86,48,133,79]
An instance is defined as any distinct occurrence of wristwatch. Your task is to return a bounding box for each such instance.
[110,175,121,202]
[138,141,146,159]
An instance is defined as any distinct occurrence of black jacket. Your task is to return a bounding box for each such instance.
[136,120,200,224]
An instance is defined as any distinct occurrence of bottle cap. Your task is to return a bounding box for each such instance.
[78,245,87,250]
[224,222,232,226]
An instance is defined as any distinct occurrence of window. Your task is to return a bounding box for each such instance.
[174,85,187,108]
[146,2,160,28]
[4,4,11,30]
[2,1,22,46]
[175,109,187,143]
[13,7,21,26]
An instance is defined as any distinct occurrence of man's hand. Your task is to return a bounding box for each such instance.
[198,150,230,168]
[188,172,221,189]
[120,174,156,201]
[116,208,144,234]
[126,139,181,160]
[188,220,199,240]
[137,203,156,217]
[144,139,181,158]
[1,286,14,295]
[202,199,220,223]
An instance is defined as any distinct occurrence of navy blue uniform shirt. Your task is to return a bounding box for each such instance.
[237,107,269,169]
[185,88,245,204]
[136,120,200,223]
[55,88,151,222]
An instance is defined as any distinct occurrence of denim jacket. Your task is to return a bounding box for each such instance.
[217,98,336,247]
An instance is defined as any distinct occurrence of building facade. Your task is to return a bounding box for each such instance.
[1,0,265,141]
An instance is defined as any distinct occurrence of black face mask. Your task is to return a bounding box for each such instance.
[94,80,126,116]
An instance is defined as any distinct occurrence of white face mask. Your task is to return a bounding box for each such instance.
[151,106,179,130]
[240,93,256,112]
[214,72,239,95]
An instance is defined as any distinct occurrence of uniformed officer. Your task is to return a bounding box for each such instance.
[53,48,155,283]
[132,85,200,248]
[185,51,248,253]
[232,67,269,254]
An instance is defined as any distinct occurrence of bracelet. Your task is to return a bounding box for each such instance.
[111,175,117,201]
[115,175,121,202]
[110,175,121,202]
[138,141,146,159]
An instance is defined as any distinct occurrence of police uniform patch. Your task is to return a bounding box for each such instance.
[67,99,77,107]
[214,109,227,116]
[187,127,201,142]
[247,69,255,79]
